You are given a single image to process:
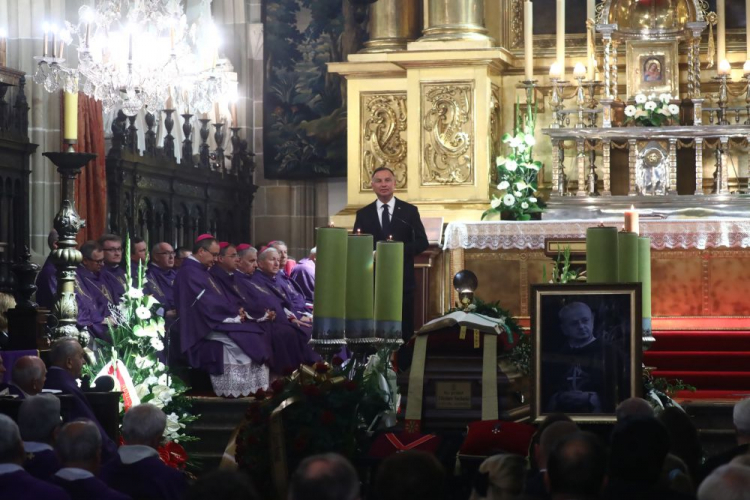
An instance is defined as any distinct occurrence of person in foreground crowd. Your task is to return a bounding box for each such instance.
[236,244,258,276]
[146,241,178,317]
[186,469,259,500]
[7,355,46,398]
[174,235,273,396]
[524,420,579,498]
[701,397,750,480]
[288,453,360,500]
[50,420,130,500]
[174,247,192,269]
[545,432,608,500]
[251,247,312,330]
[697,463,750,500]
[75,240,114,340]
[44,338,118,461]
[470,453,525,500]
[290,247,316,303]
[372,450,446,500]
[35,229,59,309]
[0,414,70,500]
[99,233,128,302]
[269,240,296,276]
[101,403,187,500]
[18,394,62,479]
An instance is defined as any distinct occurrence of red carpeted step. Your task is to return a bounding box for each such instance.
[673,389,750,401]
[651,371,750,390]
[644,351,750,371]
[649,331,750,352]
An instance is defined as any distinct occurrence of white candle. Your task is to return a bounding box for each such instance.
[718,59,731,76]
[587,0,596,20]
[717,0,726,63]
[744,60,750,76]
[549,62,562,80]
[747,0,750,57]
[524,1,533,81]
[587,26,594,80]
[574,62,587,79]
[556,0,565,80]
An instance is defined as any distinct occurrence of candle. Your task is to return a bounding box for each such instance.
[312,227,348,341]
[638,237,652,320]
[345,233,375,339]
[718,59,731,76]
[170,27,175,51]
[50,24,57,58]
[587,0,596,19]
[64,85,79,142]
[0,29,6,67]
[717,0,726,63]
[42,22,49,57]
[586,22,594,80]
[214,102,220,123]
[556,0,565,80]
[524,1,533,81]
[586,226,619,283]
[549,62,562,80]
[374,240,404,340]
[618,230,640,283]
[128,32,133,61]
[165,87,173,110]
[624,205,639,234]
[744,60,750,75]
[230,101,238,126]
[747,0,750,57]
[573,62,587,79]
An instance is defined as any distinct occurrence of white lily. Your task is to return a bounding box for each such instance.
[624,105,637,117]
[497,180,510,190]
[503,194,516,206]
[635,94,647,104]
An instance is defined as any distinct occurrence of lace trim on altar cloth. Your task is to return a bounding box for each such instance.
[442,219,750,251]
[211,363,269,398]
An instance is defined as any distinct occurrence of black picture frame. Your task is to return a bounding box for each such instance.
[531,283,642,423]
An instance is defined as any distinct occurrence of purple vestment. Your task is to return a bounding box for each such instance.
[0,469,70,500]
[23,447,60,480]
[43,367,118,462]
[101,265,127,303]
[74,266,113,341]
[145,263,177,311]
[101,453,186,500]
[35,256,58,309]
[174,258,272,375]
[290,257,315,303]
[50,474,131,500]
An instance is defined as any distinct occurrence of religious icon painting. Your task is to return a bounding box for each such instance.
[530,283,643,423]
[626,41,679,98]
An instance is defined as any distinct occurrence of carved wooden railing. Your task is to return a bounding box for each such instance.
[0,69,37,293]
[106,110,256,248]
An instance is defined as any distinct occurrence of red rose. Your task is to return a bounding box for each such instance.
[271,379,285,393]
[344,380,358,392]
[302,384,321,397]
[254,388,266,400]
[320,410,336,425]
[314,362,330,374]
[332,356,344,367]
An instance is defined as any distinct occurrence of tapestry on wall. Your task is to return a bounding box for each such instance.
[263,0,368,179]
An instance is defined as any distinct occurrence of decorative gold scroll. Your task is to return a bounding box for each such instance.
[361,92,408,191]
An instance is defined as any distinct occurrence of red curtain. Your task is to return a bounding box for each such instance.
[69,93,107,244]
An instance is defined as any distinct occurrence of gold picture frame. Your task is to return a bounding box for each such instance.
[626,41,679,98]
[531,283,643,424]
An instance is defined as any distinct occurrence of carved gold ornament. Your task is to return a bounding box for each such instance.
[361,93,408,191]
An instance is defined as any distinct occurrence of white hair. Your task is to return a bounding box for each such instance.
[258,247,279,262]
[0,414,22,463]
[698,464,750,500]
[733,398,750,435]
[18,394,61,442]
[56,420,101,464]
[122,403,166,444]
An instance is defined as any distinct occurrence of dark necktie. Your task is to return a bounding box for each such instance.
[381,204,391,237]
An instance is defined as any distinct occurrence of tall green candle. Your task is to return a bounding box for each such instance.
[617,231,640,283]
[586,226,619,283]
[345,234,375,339]
[638,236,652,318]
[374,240,404,340]
[312,227,348,340]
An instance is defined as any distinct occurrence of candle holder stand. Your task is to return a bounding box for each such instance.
[713,74,729,125]
[575,76,586,128]
[345,336,380,364]
[549,79,568,129]
[309,337,347,364]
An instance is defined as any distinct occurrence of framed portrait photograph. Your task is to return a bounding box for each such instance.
[531,283,642,423]
[626,41,679,98]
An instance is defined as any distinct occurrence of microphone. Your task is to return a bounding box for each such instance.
[91,375,115,392]
[390,214,417,246]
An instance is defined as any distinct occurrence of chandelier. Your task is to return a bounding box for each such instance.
[33,0,230,116]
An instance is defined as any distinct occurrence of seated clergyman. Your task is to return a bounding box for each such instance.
[75,241,114,340]
[8,355,47,398]
[19,394,62,480]
[145,241,177,319]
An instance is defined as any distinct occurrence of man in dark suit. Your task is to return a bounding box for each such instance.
[353,167,429,344]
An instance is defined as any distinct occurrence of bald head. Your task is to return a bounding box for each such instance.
[48,229,59,250]
[56,420,101,473]
[150,242,175,270]
[616,397,654,422]
[539,421,580,468]
[11,356,47,396]
[50,337,85,378]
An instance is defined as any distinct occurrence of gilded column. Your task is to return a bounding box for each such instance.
[695,138,704,195]
[719,136,729,194]
[668,138,677,195]
[576,138,587,197]
[551,138,561,197]
[411,0,493,48]
[628,139,637,196]
[362,0,421,52]
[602,139,611,196]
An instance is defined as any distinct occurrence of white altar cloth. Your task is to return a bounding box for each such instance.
[443,219,750,251]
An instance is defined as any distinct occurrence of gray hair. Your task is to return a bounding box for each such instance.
[615,397,654,422]
[270,241,287,249]
[698,464,750,500]
[18,394,61,442]
[151,242,172,255]
[238,246,257,258]
[122,403,166,444]
[48,229,59,250]
[0,414,22,463]
[80,240,102,260]
[309,247,317,256]
[11,356,45,391]
[734,398,750,435]
[56,420,101,464]
[258,247,279,262]
[50,337,81,367]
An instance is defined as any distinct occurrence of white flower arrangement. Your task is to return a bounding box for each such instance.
[624,93,677,127]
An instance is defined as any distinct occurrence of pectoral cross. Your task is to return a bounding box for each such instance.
[567,365,584,391]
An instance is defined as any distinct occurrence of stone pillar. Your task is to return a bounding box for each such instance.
[410,0,493,49]
[362,0,421,53]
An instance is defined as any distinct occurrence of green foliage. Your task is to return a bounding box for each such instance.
[543,246,582,284]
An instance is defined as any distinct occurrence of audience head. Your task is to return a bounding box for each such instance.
[308,247,317,261]
[50,337,85,378]
[131,237,148,263]
[217,244,240,273]
[373,450,446,500]
[0,293,15,333]
[48,229,59,251]
[658,406,703,479]
[615,397,654,422]
[733,398,750,443]
[0,414,24,465]
[289,453,359,500]
[269,241,289,267]
[538,421,579,469]
[546,432,607,498]
[186,469,259,500]
[80,240,104,273]
[193,237,220,269]
[11,355,47,395]
[174,247,191,268]
[151,242,176,270]
[258,247,281,276]
[528,413,574,471]
[122,403,166,449]
[98,234,123,266]
[55,420,101,473]
[238,246,258,275]
[371,167,396,203]
[558,302,594,348]
[697,464,750,500]
[610,416,670,486]
[18,394,61,444]
[470,454,525,500]
[730,454,750,468]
